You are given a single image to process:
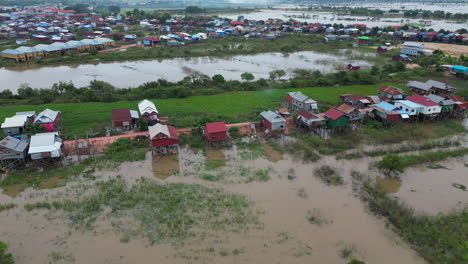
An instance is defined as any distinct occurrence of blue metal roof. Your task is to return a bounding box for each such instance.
[374,101,397,112]
[1,49,22,54]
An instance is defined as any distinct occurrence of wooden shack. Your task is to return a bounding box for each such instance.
[204,122,228,142]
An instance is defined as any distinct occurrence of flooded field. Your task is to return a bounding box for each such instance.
[222,9,468,31]
[0,50,371,92]
[1,141,466,264]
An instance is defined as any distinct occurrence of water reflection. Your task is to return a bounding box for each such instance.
[376,176,402,193]
[152,154,180,180]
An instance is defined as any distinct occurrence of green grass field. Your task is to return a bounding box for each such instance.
[0,83,407,138]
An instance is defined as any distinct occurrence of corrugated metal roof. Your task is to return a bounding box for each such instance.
[34,108,59,124]
[138,99,158,115]
[406,94,439,107]
[0,136,28,152]
[395,100,423,109]
[28,132,61,154]
[130,110,139,119]
[324,108,345,120]
[407,80,430,91]
[260,110,286,123]
[205,122,227,133]
[374,101,397,112]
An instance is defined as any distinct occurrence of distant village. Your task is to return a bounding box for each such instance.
[0,3,467,77]
[1,77,467,171]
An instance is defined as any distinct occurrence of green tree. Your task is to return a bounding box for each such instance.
[24,123,46,136]
[228,126,240,138]
[241,72,255,81]
[212,74,226,84]
[185,6,203,13]
[376,154,404,176]
[108,5,120,14]
[0,241,14,264]
[269,69,286,80]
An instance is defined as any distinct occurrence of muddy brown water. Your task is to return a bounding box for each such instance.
[0,145,466,263]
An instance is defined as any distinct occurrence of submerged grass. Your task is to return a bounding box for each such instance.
[336,139,461,160]
[27,177,259,245]
[0,137,148,196]
[0,203,15,212]
[355,174,468,264]
[313,165,343,186]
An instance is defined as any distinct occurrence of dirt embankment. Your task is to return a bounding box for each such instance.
[399,42,468,55]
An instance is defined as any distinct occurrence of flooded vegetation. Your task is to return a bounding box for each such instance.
[1,132,467,263]
[0,50,372,92]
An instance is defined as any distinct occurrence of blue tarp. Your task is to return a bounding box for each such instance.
[452,65,468,71]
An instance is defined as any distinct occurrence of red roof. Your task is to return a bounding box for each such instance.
[378,84,404,95]
[231,21,245,26]
[324,108,345,120]
[205,121,227,133]
[406,94,438,107]
[298,110,314,119]
[112,108,131,121]
[144,36,160,41]
[168,125,178,138]
[341,94,368,101]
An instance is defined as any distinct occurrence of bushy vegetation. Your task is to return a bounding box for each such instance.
[101,137,148,163]
[376,148,468,175]
[0,203,15,212]
[0,241,14,264]
[313,165,343,186]
[25,177,259,245]
[356,177,468,264]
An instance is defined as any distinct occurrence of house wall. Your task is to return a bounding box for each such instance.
[270,120,286,131]
[326,116,349,128]
[206,131,227,142]
[419,105,442,115]
[263,119,272,130]
[2,127,21,136]
[37,122,54,132]
[0,148,25,160]
[151,138,179,147]
[394,102,420,116]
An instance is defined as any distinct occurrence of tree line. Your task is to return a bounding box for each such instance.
[0,62,410,106]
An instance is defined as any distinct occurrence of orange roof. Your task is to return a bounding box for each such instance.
[378,84,404,95]
[335,104,355,114]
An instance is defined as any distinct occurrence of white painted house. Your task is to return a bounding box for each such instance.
[138,99,158,120]
[28,132,63,160]
[394,100,422,116]
[406,94,442,116]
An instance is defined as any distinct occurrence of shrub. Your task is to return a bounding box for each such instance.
[313,165,343,185]
[0,241,14,264]
[228,126,240,138]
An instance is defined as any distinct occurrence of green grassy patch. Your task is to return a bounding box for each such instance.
[0,83,404,138]
[376,148,468,175]
[27,177,259,245]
